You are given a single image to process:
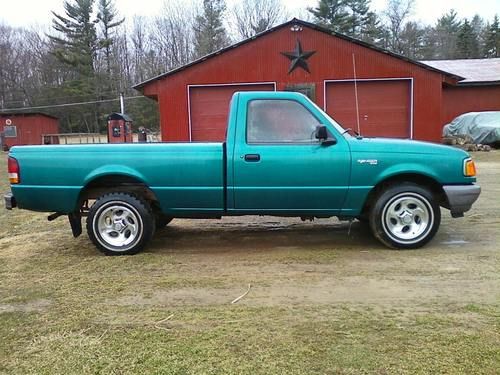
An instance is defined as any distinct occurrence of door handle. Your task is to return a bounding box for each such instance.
[244,154,260,162]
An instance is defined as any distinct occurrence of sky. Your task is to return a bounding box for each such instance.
[0,0,499,29]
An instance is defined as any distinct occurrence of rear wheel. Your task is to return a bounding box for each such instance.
[86,192,155,255]
[369,183,441,249]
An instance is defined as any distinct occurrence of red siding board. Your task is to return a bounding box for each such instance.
[1,114,59,148]
[442,86,500,125]
[147,24,447,142]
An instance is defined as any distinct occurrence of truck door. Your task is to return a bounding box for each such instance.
[232,97,351,214]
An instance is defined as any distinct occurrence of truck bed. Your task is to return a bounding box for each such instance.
[9,143,225,214]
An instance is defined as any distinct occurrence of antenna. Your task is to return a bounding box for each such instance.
[352,53,361,135]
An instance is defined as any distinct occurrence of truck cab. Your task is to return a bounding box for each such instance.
[227,92,350,214]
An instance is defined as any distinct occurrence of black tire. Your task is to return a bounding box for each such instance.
[356,215,369,224]
[369,183,441,249]
[86,192,155,255]
[155,214,173,230]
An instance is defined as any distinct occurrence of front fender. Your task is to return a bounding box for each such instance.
[342,160,443,215]
[373,162,441,186]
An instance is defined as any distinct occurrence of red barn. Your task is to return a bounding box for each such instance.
[134,18,498,143]
[422,58,500,125]
[0,113,59,150]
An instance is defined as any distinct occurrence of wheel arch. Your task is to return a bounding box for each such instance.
[361,173,447,217]
[78,172,160,211]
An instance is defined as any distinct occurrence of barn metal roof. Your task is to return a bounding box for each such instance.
[421,58,500,86]
[107,112,133,122]
[134,18,463,91]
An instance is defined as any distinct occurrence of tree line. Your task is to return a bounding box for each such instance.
[0,0,498,134]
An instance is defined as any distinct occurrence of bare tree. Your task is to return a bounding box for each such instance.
[384,0,414,54]
[152,1,196,70]
[231,0,287,40]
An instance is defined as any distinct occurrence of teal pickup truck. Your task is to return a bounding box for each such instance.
[4,92,480,255]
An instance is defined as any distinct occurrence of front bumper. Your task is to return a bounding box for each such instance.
[4,192,16,210]
[443,184,481,217]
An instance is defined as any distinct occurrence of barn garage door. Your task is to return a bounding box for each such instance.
[189,83,275,141]
[325,80,411,138]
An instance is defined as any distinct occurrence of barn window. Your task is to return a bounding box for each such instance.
[247,99,320,144]
[285,83,316,101]
[3,125,17,138]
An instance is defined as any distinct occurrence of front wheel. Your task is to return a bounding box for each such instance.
[369,183,441,249]
[86,192,155,255]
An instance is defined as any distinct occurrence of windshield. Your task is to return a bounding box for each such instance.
[305,97,352,138]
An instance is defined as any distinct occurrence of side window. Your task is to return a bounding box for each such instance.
[247,100,321,144]
[3,125,17,138]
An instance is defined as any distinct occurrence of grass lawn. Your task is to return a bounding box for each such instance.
[0,150,499,374]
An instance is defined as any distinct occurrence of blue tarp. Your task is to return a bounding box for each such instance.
[443,112,500,144]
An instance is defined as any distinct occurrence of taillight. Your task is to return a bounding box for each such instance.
[8,156,20,184]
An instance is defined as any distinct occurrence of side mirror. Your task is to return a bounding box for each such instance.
[315,125,337,146]
[315,125,328,140]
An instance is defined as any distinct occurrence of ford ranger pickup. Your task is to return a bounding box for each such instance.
[4,92,481,255]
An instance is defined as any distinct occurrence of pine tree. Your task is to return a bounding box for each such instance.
[360,10,384,43]
[49,0,98,77]
[484,15,500,57]
[470,14,486,57]
[309,0,382,41]
[308,0,351,34]
[433,9,461,59]
[456,19,480,58]
[399,21,425,58]
[193,0,230,58]
[97,0,124,76]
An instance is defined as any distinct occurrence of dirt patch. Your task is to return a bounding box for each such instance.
[113,274,499,308]
[0,299,51,313]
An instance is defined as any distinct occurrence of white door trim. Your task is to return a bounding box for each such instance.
[323,78,414,139]
[187,82,277,142]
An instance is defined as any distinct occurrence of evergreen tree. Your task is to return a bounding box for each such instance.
[345,0,369,36]
[484,15,500,57]
[347,0,383,42]
[309,0,382,41]
[456,19,480,58]
[308,0,351,34]
[399,21,425,58]
[97,0,124,76]
[360,10,384,43]
[49,0,98,77]
[193,0,230,58]
[433,9,461,59]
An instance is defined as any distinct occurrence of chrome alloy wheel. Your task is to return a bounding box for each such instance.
[382,192,434,244]
[94,202,143,250]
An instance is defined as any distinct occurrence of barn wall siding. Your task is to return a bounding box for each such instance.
[148,24,449,142]
[442,86,500,125]
[1,115,59,148]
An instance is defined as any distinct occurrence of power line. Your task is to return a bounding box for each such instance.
[1,90,128,105]
[0,96,146,112]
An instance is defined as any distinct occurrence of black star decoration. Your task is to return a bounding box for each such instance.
[281,40,316,74]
